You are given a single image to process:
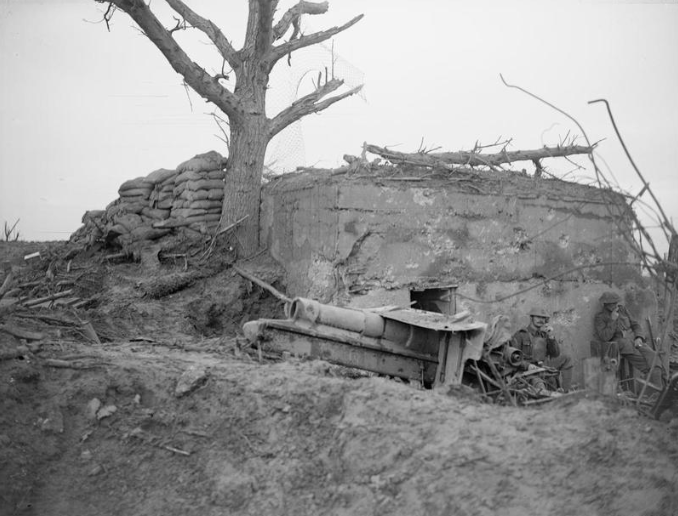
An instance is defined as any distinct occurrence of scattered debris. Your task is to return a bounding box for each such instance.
[86,398,102,421]
[96,405,117,421]
[174,365,210,397]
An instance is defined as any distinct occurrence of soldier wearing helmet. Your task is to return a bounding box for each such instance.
[593,291,661,385]
[510,307,573,391]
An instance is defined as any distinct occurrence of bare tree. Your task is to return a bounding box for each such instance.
[96,0,363,253]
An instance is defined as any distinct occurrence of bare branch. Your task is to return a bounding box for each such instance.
[181,80,194,111]
[273,1,329,41]
[366,143,594,168]
[268,79,363,138]
[267,14,364,69]
[589,98,676,238]
[103,2,117,31]
[164,0,240,68]
[168,16,187,35]
[209,111,231,147]
[98,0,241,121]
[213,58,232,83]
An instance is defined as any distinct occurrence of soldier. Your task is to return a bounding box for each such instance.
[593,292,662,386]
[511,307,573,391]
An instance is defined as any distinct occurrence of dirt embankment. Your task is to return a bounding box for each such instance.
[1,241,677,516]
[1,344,677,516]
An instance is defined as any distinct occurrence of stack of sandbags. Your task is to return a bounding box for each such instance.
[117,176,154,215]
[103,167,179,246]
[104,202,169,246]
[70,210,107,246]
[147,167,178,214]
[72,150,227,247]
[167,150,226,234]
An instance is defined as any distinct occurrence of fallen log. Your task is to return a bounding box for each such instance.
[366,143,594,169]
[0,323,46,341]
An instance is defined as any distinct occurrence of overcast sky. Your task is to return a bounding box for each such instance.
[1,0,677,247]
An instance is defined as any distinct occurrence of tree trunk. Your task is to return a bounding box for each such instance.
[222,115,269,255]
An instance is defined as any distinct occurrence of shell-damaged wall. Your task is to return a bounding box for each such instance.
[261,168,655,385]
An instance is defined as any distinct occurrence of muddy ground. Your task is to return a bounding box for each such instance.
[1,240,677,516]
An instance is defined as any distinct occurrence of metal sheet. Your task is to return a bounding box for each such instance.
[380,308,485,333]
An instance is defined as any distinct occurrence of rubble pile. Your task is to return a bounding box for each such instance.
[71,151,227,250]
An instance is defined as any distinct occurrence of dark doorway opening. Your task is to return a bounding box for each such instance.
[410,286,457,315]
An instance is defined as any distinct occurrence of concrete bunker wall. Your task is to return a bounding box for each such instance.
[260,170,655,386]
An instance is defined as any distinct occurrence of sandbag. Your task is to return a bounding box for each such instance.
[119,177,153,193]
[113,213,144,232]
[178,189,210,202]
[206,170,226,180]
[119,190,150,200]
[106,224,128,236]
[106,202,125,219]
[186,213,222,222]
[160,183,175,193]
[146,168,177,185]
[175,170,205,184]
[183,179,225,192]
[176,150,225,174]
[129,226,171,240]
[81,210,105,224]
[171,200,189,209]
[141,207,171,220]
[190,200,222,210]
[119,201,147,214]
[160,174,177,187]
[178,189,224,202]
[173,207,222,218]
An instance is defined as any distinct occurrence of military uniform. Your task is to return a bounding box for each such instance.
[511,325,573,391]
[593,292,660,385]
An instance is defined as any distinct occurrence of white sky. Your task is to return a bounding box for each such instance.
[1,0,677,247]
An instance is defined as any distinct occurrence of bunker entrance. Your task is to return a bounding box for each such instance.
[410,286,458,315]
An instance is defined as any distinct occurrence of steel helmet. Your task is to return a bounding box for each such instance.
[600,292,621,305]
[529,307,550,319]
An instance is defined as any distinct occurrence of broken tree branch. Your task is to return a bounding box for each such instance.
[273,1,329,41]
[22,290,74,308]
[267,13,364,69]
[233,266,291,303]
[0,270,15,300]
[366,143,594,169]
[268,79,363,138]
